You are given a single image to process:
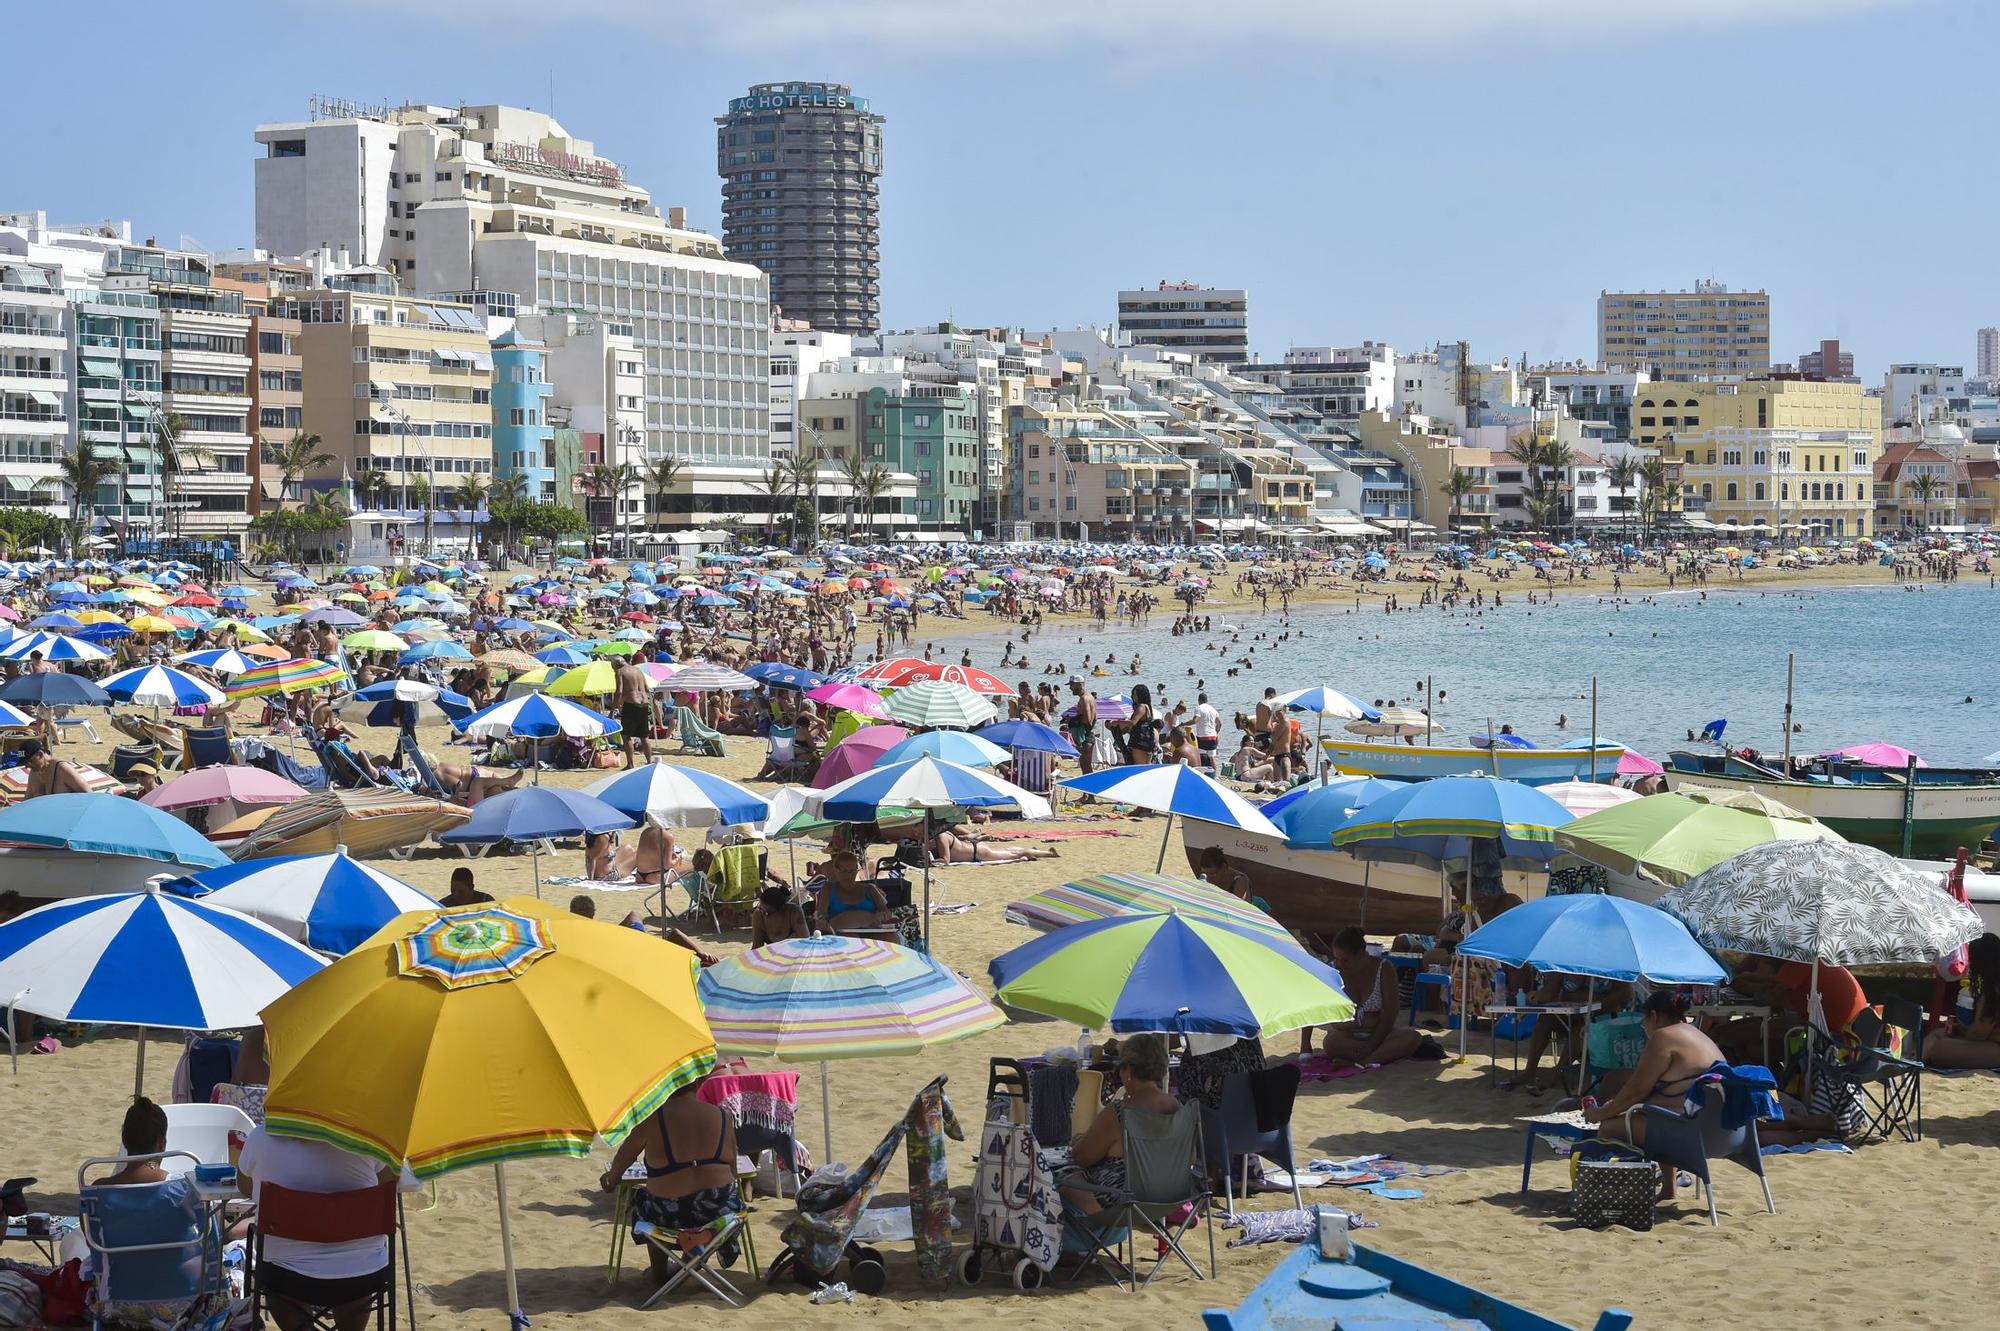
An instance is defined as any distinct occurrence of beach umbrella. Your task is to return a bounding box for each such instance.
[881,730,1011,768]
[974,718,1079,758]
[262,899,715,1329]
[1328,774,1574,865]
[804,681,889,718]
[1272,686,1380,720]
[0,672,112,708]
[300,606,365,628]
[660,661,757,693]
[583,762,768,829]
[140,764,308,813]
[1002,870,1290,941]
[0,700,35,731]
[1459,894,1726,985]
[1823,742,1927,769]
[168,849,439,955]
[696,934,1003,1162]
[1060,763,1281,870]
[399,640,474,665]
[0,882,323,1092]
[545,660,618,697]
[340,629,408,654]
[1261,775,1407,836]
[0,631,110,662]
[744,661,829,691]
[1676,783,1814,820]
[1554,793,1840,887]
[989,912,1353,1039]
[879,662,1016,696]
[174,647,261,676]
[0,791,227,867]
[98,664,228,710]
[478,649,544,676]
[819,756,1051,942]
[226,657,350,700]
[1538,780,1644,818]
[881,679,997,729]
[455,692,620,742]
[851,656,929,685]
[342,678,474,726]
[534,644,594,666]
[810,726,911,789]
[437,786,634,895]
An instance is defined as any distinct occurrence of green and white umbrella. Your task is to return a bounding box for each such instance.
[881,679,998,729]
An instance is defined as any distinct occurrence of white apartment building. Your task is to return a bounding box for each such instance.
[0,252,72,518]
[1115,283,1249,364]
[1881,362,1966,430]
[1234,343,1396,427]
[1393,343,1523,432]
[255,101,770,527]
[512,310,645,509]
[769,327,854,455]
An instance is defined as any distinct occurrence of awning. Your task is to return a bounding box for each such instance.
[27,390,62,407]
[431,349,470,366]
[122,403,151,419]
[82,358,121,378]
[468,352,494,371]
[369,379,394,393]
[2,476,41,494]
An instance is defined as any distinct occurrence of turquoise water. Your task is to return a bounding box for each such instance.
[934,583,2000,766]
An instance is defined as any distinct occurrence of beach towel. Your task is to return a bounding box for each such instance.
[977,827,1131,842]
[901,1074,964,1286]
[1027,1063,1078,1149]
[1295,1053,1378,1082]
[542,874,654,892]
[1223,1205,1376,1248]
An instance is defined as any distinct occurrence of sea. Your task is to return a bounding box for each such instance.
[928,581,2000,767]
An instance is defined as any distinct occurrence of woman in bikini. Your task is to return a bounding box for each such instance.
[813,851,891,934]
[599,1081,742,1285]
[1584,990,1725,1194]
[927,826,1058,864]
[1317,927,1432,1065]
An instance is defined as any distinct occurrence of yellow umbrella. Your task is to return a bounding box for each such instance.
[206,618,271,643]
[261,899,714,1324]
[75,609,122,625]
[341,629,408,653]
[126,614,177,634]
[124,587,169,607]
[546,660,617,697]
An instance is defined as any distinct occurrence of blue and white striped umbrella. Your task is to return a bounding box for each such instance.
[100,664,228,709]
[584,761,769,828]
[881,730,1011,768]
[168,850,439,955]
[1272,686,1381,721]
[0,700,36,730]
[819,755,1053,823]
[0,887,325,1030]
[454,691,621,741]
[0,631,111,663]
[1061,763,1281,870]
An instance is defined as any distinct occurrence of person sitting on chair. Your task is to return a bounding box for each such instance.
[100,1097,172,1186]
[813,851,890,934]
[751,886,810,947]
[1916,933,2000,1069]
[236,1125,397,1331]
[1058,1034,1179,1216]
[598,1080,743,1286]
[1582,991,1726,1199]
[1318,928,1435,1066]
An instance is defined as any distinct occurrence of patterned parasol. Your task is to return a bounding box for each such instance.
[397,905,555,989]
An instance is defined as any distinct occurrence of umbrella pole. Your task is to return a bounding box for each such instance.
[1155,812,1173,873]
[133,1028,145,1101]
[820,1061,834,1167]
[531,844,542,900]
[494,1162,527,1331]
[1358,861,1372,931]
[922,810,933,951]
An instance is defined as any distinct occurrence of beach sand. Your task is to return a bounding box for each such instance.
[4,716,1996,1330]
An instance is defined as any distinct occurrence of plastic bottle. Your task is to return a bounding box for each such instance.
[1514,988,1527,1009]
[1076,1028,1093,1064]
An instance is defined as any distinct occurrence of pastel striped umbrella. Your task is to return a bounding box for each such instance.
[1003,870,1290,941]
[696,934,1004,1161]
[880,679,997,729]
[989,911,1353,1038]
[662,661,758,693]
[226,657,350,699]
[398,905,556,989]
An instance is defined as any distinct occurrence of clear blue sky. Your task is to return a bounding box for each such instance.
[9,0,1984,377]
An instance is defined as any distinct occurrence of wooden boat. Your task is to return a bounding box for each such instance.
[1665,751,2000,857]
[1180,817,1545,941]
[1202,1238,1632,1331]
[1320,738,1625,787]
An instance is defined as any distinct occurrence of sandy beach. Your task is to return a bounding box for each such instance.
[4,698,1996,1329]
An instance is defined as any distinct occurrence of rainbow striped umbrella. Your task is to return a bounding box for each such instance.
[397,906,555,989]
[1003,870,1291,941]
[226,656,350,699]
[696,934,1003,1161]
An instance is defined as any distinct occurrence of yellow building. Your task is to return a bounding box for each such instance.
[1632,378,1873,450]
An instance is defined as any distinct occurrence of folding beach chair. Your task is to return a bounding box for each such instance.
[675,706,727,758]
[179,726,231,771]
[1201,1064,1304,1214]
[635,1200,753,1308]
[762,729,811,782]
[396,737,454,800]
[686,843,762,932]
[1802,1007,1924,1143]
[77,1152,228,1331]
[111,742,164,782]
[1634,1078,1777,1227]
[51,706,100,745]
[1011,746,1052,799]
[247,1179,398,1331]
[1065,1101,1214,1291]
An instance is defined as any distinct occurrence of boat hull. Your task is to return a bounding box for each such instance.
[1180,818,1545,941]
[1663,763,2000,857]
[0,848,199,901]
[1320,740,1625,787]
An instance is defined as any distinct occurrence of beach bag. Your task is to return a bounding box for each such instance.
[1586,1014,1647,1072]
[1572,1158,1658,1231]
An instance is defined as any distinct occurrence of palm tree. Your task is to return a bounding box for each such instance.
[1606,456,1641,541]
[783,444,823,551]
[837,448,870,543]
[353,468,389,514]
[455,475,489,557]
[270,432,334,515]
[857,463,891,542]
[583,462,638,552]
[1906,472,1945,533]
[58,448,120,558]
[643,456,686,538]
[1638,456,1669,534]
[489,472,529,561]
[748,465,788,548]
[1442,467,1479,535]
[408,475,433,557]
[301,490,349,564]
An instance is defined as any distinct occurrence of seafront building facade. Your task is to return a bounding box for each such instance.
[1598,281,1770,380]
[1116,283,1250,365]
[0,251,74,519]
[490,328,555,501]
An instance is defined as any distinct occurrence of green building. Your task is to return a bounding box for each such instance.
[861,387,981,536]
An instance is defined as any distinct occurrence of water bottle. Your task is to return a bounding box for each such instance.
[1957,980,1976,1028]
[1514,988,1528,1009]
[1076,1028,1093,1064]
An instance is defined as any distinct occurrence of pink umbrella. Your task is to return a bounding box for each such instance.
[0,605,20,622]
[810,726,912,789]
[805,681,889,718]
[1617,749,1665,778]
[1825,742,1928,769]
[140,764,309,812]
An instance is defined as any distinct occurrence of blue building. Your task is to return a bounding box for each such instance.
[491,329,554,501]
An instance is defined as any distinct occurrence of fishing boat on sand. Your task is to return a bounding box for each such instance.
[1320,737,1625,787]
[1665,751,2000,857]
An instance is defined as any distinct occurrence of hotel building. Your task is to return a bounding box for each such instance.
[1597,281,1770,380]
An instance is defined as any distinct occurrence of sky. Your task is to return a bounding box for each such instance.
[8,0,1989,378]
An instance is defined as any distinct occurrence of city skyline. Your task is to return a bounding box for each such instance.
[6,0,1991,374]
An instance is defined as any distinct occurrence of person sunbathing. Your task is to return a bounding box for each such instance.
[585,823,681,883]
[751,886,810,947]
[1318,927,1435,1066]
[18,741,92,798]
[927,826,1057,864]
[430,759,523,806]
[599,1081,744,1286]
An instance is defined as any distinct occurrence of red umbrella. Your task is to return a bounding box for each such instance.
[620,611,655,623]
[173,593,219,607]
[886,662,1015,696]
[854,657,930,685]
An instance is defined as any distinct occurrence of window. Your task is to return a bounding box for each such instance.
[1725,483,1738,501]
[911,413,932,428]
[509,409,525,426]
[1754,482,1766,501]
[867,414,885,429]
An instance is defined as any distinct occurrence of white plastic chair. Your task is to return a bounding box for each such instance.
[160,1103,254,1176]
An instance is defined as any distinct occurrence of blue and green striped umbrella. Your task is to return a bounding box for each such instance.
[989,911,1352,1037]
[1328,774,1574,864]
